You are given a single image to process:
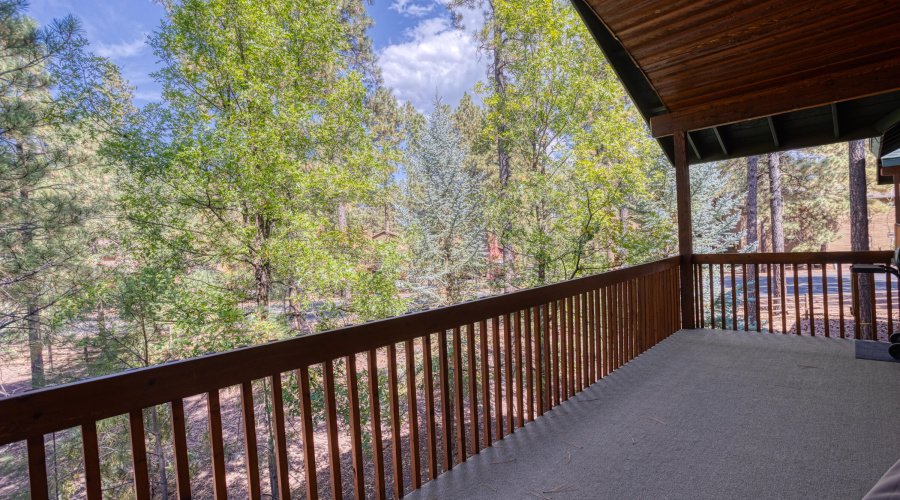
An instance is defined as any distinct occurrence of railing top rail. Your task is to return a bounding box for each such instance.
[693,251,893,265]
[0,257,679,446]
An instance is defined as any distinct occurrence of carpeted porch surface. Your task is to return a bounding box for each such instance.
[405,329,900,500]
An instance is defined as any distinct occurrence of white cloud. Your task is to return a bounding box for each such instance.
[390,0,436,17]
[379,17,485,111]
[94,38,147,59]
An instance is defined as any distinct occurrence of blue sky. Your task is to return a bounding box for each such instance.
[27,0,487,111]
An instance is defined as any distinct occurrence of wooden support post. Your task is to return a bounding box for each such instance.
[674,130,696,329]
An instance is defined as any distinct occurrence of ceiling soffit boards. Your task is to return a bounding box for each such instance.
[571,0,900,166]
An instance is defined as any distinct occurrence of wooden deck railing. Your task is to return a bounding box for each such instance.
[692,251,896,340]
[0,257,680,499]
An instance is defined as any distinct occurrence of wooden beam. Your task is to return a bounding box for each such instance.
[831,103,840,138]
[686,131,701,160]
[767,116,779,147]
[712,126,728,155]
[673,130,695,329]
[649,61,900,137]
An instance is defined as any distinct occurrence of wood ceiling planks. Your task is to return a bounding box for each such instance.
[585,0,900,137]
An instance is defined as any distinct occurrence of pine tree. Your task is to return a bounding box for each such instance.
[398,98,486,307]
[0,1,111,387]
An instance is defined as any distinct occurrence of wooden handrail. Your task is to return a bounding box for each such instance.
[693,251,893,265]
[0,256,679,448]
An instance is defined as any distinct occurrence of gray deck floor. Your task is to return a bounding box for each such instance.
[406,329,900,500]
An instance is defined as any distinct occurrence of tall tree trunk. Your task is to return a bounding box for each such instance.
[27,300,44,388]
[746,156,759,328]
[21,187,44,388]
[494,24,514,292]
[768,152,785,304]
[849,139,873,339]
[254,212,272,321]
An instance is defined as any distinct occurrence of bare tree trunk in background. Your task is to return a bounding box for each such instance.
[746,156,759,328]
[27,300,44,388]
[849,139,873,340]
[768,152,785,303]
[337,202,350,300]
[254,212,272,321]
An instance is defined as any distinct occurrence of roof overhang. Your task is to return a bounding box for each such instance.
[573,0,900,166]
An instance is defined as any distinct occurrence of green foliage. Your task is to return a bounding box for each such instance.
[398,98,487,306]
[477,0,659,286]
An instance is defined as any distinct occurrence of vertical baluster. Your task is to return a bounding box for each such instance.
[128,410,151,500]
[525,308,534,422]
[207,390,227,499]
[730,264,737,330]
[793,265,801,335]
[492,316,503,438]
[888,266,894,338]
[388,345,405,498]
[589,290,597,383]
[698,265,704,328]
[452,327,466,464]
[719,264,726,328]
[611,283,619,371]
[479,319,492,447]
[807,264,816,336]
[838,264,846,338]
[755,262,762,332]
[594,288,602,379]
[421,337,437,481]
[569,295,577,394]
[504,313,514,432]
[466,324,480,453]
[347,355,366,499]
[27,436,49,500]
[323,362,343,500]
[82,422,102,500]
[536,306,546,416]
[709,264,715,328]
[543,303,553,409]
[560,299,568,400]
[298,366,319,500]
[405,340,421,490]
[438,330,453,470]
[853,273,861,339]
[870,274,878,340]
[822,265,831,337]
[691,264,703,325]
[551,301,559,406]
[776,264,787,334]
[239,382,261,500]
[514,311,524,429]
[603,287,611,375]
[574,295,582,392]
[742,264,749,331]
[170,399,191,499]
[766,264,774,333]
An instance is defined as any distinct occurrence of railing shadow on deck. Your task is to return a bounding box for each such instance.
[0,257,681,499]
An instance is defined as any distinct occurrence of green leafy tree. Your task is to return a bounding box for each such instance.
[107,0,397,336]
[477,0,658,286]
